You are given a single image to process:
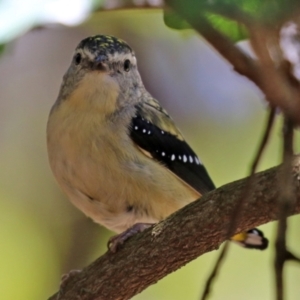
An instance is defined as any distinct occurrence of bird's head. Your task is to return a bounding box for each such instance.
[56,35,144,113]
[74,35,136,73]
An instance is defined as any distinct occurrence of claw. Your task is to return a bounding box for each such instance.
[108,223,153,252]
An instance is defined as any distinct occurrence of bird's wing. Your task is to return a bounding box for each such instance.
[129,99,215,195]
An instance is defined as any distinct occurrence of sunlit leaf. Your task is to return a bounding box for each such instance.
[205,13,247,42]
[163,0,295,41]
[163,8,190,30]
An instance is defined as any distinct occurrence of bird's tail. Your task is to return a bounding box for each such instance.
[231,228,268,250]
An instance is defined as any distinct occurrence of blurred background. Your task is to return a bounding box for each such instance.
[0,1,300,299]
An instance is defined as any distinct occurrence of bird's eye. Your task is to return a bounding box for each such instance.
[124,59,131,72]
[74,53,82,65]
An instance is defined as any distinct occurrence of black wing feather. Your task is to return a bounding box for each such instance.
[130,110,215,195]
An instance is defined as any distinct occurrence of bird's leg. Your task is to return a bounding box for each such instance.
[108,223,154,253]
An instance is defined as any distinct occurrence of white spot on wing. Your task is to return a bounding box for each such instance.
[162,152,166,156]
[183,155,187,163]
[171,154,175,161]
[189,155,193,163]
[134,126,138,130]
[142,129,146,133]
[195,157,202,165]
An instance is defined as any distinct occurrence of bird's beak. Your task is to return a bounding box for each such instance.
[93,55,108,71]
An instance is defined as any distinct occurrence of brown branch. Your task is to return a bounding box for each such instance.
[275,118,295,300]
[164,1,261,86]
[286,250,300,262]
[200,107,276,300]
[164,0,300,125]
[49,156,300,300]
[248,24,300,122]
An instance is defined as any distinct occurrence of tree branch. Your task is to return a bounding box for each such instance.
[164,0,300,126]
[200,107,276,300]
[49,155,300,300]
[275,118,295,300]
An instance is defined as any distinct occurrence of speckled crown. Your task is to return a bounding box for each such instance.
[77,35,133,56]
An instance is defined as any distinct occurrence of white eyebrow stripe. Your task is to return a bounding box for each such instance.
[107,52,136,64]
[80,48,94,61]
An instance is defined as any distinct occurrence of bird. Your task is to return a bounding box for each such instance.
[47,34,268,252]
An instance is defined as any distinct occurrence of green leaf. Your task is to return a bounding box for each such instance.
[163,0,293,42]
[205,12,248,42]
[163,9,191,30]
[163,7,247,41]
[0,44,5,56]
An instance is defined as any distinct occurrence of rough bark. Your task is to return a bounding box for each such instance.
[49,155,300,300]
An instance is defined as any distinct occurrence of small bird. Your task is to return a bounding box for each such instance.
[47,35,268,252]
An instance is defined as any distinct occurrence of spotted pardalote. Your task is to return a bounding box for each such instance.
[47,35,268,251]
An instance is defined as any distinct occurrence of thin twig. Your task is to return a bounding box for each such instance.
[251,108,277,172]
[275,117,294,300]
[285,250,300,263]
[200,242,229,300]
[200,108,276,300]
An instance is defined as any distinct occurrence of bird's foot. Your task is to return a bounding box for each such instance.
[108,223,153,253]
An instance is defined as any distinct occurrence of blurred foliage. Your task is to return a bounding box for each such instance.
[0,0,299,46]
[0,191,59,299]
[164,9,248,42]
[0,0,162,45]
[0,1,300,300]
[205,13,248,42]
[164,0,299,41]
[0,0,105,44]
[0,44,5,55]
[163,8,191,30]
